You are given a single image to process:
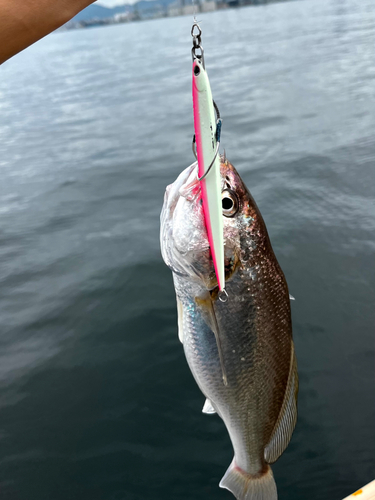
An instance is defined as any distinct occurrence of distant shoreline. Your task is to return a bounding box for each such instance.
[62,0,295,31]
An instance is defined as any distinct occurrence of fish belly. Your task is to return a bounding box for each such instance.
[175,274,293,476]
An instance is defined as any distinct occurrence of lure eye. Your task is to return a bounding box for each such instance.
[222,190,239,217]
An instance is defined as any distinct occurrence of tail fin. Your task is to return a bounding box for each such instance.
[219,460,277,500]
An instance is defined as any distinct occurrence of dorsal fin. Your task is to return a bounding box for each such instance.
[264,342,298,464]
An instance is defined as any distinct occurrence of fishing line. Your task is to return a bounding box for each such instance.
[192,0,197,23]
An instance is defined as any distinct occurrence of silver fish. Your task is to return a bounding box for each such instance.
[160,158,298,500]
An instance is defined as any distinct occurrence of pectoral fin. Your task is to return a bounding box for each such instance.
[195,293,228,386]
[176,297,184,344]
[202,398,216,414]
[264,342,298,464]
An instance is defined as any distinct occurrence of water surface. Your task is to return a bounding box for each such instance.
[0,0,374,498]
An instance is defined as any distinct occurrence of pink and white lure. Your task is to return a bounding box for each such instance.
[192,57,225,292]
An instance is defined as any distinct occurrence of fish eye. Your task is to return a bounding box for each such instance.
[222,190,239,217]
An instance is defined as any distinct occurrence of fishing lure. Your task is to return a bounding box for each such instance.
[191,24,225,294]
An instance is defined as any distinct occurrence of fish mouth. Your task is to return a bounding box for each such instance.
[165,245,240,292]
[224,244,241,281]
[225,251,240,280]
[160,163,197,277]
[197,246,240,291]
[161,161,241,290]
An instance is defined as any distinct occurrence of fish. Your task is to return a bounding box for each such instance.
[160,157,298,500]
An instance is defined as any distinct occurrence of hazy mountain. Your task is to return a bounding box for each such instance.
[134,0,178,10]
[72,4,131,22]
[72,0,183,22]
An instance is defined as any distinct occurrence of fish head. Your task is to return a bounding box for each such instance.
[160,157,261,290]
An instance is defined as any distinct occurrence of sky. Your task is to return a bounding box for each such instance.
[97,0,136,6]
